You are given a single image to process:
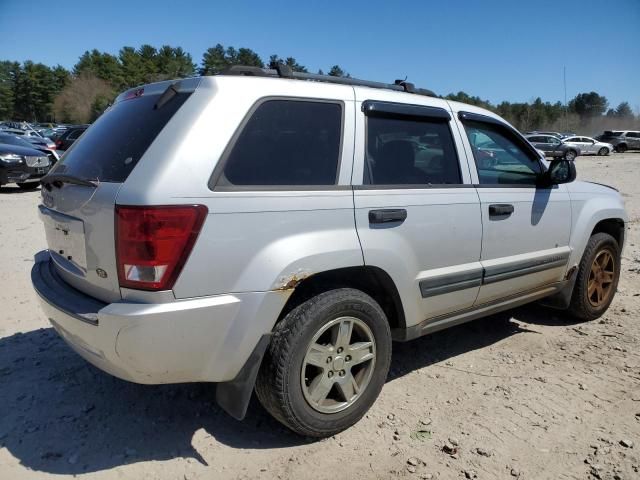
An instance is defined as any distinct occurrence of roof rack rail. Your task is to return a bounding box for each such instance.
[219,64,436,97]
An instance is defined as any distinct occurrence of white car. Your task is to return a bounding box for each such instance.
[563,136,613,156]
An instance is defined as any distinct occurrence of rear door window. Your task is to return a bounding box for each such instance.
[215,99,342,187]
[52,90,192,182]
[365,115,461,185]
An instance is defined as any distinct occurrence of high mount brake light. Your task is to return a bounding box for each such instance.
[123,88,145,101]
[115,205,207,291]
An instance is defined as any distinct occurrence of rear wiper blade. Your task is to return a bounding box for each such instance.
[154,81,180,110]
[41,173,97,189]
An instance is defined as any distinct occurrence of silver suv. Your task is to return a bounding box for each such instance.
[595,130,640,153]
[31,67,627,437]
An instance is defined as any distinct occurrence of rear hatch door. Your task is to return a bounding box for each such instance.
[39,79,198,303]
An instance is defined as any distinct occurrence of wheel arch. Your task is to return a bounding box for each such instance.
[538,217,624,311]
[591,218,625,249]
[275,265,406,331]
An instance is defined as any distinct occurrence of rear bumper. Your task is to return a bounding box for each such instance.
[31,251,287,384]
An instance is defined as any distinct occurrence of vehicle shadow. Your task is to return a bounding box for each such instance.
[0,305,570,474]
[387,306,553,381]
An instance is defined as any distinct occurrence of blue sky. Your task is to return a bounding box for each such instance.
[1,0,638,111]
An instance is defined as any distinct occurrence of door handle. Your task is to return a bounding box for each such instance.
[369,209,407,224]
[489,204,514,217]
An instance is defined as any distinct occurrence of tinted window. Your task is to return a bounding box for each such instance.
[465,121,542,185]
[627,132,640,138]
[365,116,461,185]
[52,91,191,182]
[527,136,543,142]
[67,129,85,140]
[219,100,342,187]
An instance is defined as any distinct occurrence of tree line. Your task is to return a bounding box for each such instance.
[1,44,638,134]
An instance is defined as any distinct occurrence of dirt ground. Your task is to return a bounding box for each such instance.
[0,153,639,480]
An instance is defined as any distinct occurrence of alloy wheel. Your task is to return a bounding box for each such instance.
[301,316,376,414]
[587,249,616,307]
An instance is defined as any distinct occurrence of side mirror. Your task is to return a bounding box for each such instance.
[540,159,576,186]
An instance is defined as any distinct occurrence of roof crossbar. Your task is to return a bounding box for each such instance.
[219,64,436,97]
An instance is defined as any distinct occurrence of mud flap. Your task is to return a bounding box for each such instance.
[215,334,271,420]
[539,275,577,310]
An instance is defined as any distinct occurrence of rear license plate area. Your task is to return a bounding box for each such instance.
[38,206,88,272]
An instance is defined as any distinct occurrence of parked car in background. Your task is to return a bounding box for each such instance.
[525,130,563,138]
[23,134,56,150]
[525,134,580,160]
[54,125,88,150]
[2,127,44,139]
[594,131,640,153]
[43,126,71,140]
[562,136,613,156]
[23,136,60,162]
[0,133,59,164]
[0,140,51,189]
[37,128,60,139]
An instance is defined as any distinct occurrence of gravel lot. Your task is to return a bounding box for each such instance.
[1,153,639,480]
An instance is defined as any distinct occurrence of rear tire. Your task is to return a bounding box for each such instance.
[616,144,627,153]
[597,147,609,156]
[16,183,39,190]
[255,288,392,437]
[567,233,620,321]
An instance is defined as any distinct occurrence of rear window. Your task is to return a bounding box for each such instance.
[52,91,191,182]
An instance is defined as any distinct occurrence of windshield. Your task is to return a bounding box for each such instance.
[51,90,192,182]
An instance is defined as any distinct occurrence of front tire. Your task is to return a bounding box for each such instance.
[567,233,621,321]
[597,147,609,156]
[255,288,392,437]
[565,149,577,161]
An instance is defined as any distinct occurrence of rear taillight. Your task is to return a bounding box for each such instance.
[55,139,62,147]
[115,205,207,291]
